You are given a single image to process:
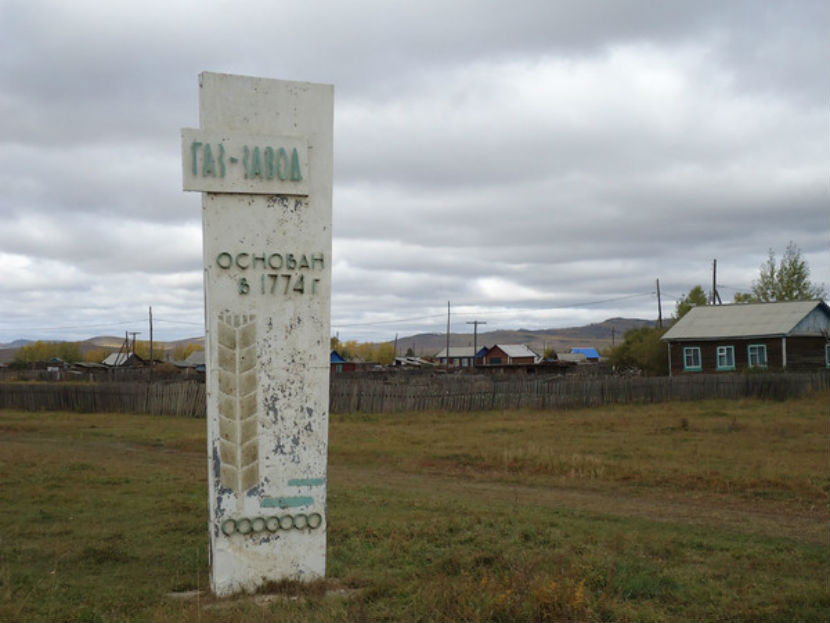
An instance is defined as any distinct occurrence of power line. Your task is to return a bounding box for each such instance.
[332,313,446,328]
[333,292,654,330]
[0,316,204,333]
[0,319,147,332]
[154,318,205,326]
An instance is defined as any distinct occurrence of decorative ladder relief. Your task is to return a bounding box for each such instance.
[217,313,259,498]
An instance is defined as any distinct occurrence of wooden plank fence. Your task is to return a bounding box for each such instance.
[0,382,205,417]
[0,371,826,416]
[329,371,830,413]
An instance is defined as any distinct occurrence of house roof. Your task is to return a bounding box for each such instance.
[102,352,147,366]
[491,344,539,359]
[570,347,600,359]
[558,352,587,363]
[102,352,131,366]
[185,350,205,366]
[661,300,830,341]
[394,356,434,367]
[435,347,478,358]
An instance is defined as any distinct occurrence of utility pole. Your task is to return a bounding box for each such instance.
[445,301,450,369]
[149,306,154,371]
[128,332,140,358]
[656,278,663,329]
[711,259,722,304]
[116,331,130,366]
[466,320,486,367]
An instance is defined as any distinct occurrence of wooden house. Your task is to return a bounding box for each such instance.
[661,300,830,375]
[102,352,146,367]
[434,346,478,368]
[330,350,356,374]
[481,344,539,366]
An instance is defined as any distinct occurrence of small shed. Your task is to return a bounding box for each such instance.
[661,300,830,375]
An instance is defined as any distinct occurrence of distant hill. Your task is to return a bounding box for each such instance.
[81,336,127,350]
[0,339,33,349]
[394,317,655,357]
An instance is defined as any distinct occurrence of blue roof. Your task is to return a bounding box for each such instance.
[570,347,600,359]
[330,350,346,363]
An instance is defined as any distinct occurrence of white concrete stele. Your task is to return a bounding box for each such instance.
[182,72,333,596]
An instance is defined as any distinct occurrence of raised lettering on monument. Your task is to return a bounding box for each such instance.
[181,130,309,195]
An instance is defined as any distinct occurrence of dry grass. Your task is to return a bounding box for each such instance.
[0,391,828,621]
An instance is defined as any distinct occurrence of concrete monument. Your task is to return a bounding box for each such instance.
[182,72,333,596]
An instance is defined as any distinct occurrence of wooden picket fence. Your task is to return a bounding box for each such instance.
[0,381,206,417]
[329,370,830,413]
[0,371,826,416]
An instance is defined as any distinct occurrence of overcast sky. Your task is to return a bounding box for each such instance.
[1,0,828,344]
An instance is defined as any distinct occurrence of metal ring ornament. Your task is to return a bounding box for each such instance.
[279,514,294,530]
[266,516,280,532]
[251,517,266,533]
[307,512,323,529]
[293,513,308,529]
[236,517,253,534]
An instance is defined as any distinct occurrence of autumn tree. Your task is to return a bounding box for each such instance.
[13,341,82,364]
[134,340,166,361]
[169,343,204,361]
[375,342,396,365]
[355,342,378,362]
[734,242,826,303]
[674,285,708,320]
[83,348,111,363]
[340,340,359,360]
[607,326,668,376]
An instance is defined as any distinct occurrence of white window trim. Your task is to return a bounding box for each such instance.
[716,345,735,371]
[747,344,768,368]
[683,346,702,371]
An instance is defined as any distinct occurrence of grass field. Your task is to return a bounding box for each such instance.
[1,392,828,621]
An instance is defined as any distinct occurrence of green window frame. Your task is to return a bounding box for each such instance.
[747,344,768,368]
[683,347,702,371]
[716,345,735,371]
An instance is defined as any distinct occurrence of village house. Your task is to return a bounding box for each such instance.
[660,300,830,375]
[568,347,601,362]
[481,344,540,366]
[434,346,479,368]
[102,352,146,367]
[330,350,355,374]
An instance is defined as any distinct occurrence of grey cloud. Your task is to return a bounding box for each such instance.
[0,0,827,342]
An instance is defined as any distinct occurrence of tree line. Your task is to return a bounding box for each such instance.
[329,337,397,365]
[10,340,203,367]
